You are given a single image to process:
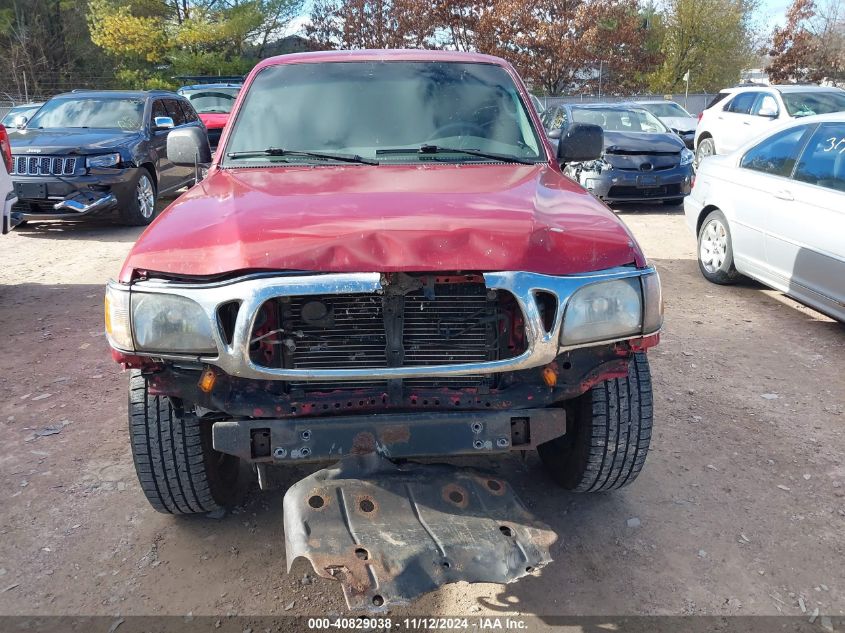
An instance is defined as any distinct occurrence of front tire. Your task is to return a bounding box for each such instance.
[119,168,157,226]
[697,209,739,284]
[538,353,653,492]
[129,371,239,514]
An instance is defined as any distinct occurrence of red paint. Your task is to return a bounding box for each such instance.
[198,112,229,131]
[121,164,643,281]
[119,50,646,282]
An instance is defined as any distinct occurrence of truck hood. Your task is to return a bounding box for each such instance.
[120,163,645,282]
[198,112,229,130]
[8,128,140,154]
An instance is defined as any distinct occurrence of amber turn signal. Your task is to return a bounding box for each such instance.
[541,366,557,387]
[198,368,217,393]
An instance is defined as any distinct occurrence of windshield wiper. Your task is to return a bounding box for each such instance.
[226,147,378,165]
[377,144,536,165]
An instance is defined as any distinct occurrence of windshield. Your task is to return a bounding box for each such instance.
[569,107,668,133]
[224,61,543,165]
[639,102,690,118]
[27,97,144,130]
[181,88,240,114]
[782,91,845,117]
[2,105,42,126]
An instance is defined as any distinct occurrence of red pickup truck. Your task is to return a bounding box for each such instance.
[106,50,662,609]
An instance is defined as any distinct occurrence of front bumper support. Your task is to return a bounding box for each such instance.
[212,408,566,462]
[284,453,556,610]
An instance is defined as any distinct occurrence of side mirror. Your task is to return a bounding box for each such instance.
[167,126,212,168]
[548,128,562,140]
[557,123,604,164]
[154,116,174,130]
[758,107,778,118]
[13,115,27,129]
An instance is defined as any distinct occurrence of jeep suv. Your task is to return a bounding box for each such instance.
[105,50,663,608]
[9,90,207,225]
[695,85,845,165]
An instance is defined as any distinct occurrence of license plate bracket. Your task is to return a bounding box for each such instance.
[14,182,47,199]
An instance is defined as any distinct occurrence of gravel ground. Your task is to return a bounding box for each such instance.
[0,203,843,619]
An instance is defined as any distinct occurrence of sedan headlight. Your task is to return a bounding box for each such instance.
[86,153,121,169]
[680,148,694,166]
[561,278,642,346]
[132,293,217,354]
[580,158,610,173]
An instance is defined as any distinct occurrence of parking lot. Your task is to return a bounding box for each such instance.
[0,202,842,620]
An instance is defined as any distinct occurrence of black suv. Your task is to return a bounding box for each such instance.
[8,90,208,226]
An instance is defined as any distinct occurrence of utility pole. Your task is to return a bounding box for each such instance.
[598,60,604,98]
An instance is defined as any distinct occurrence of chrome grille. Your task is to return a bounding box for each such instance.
[255,281,516,393]
[11,155,77,176]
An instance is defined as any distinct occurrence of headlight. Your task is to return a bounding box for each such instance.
[105,285,133,350]
[132,293,217,354]
[680,148,694,166]
[86,153,121,169]
[561,278,642,346]
[581,158,609,173]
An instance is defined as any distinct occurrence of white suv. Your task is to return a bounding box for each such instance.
[695,85,845,165]
[0,124,16,234]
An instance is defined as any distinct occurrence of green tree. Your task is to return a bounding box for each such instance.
[87,0,304,87]
[648,0,758,92]
[0,0,106,98]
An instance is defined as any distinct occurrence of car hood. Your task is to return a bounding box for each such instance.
[120,163,646,282]
[603,131,685,154]
[658,116,698,133]
[602,131,685,170]
[198,113,229,130]
[7,128,140,154]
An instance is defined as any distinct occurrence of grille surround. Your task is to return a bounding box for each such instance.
[11,155,77,176]
[252,281,519,392]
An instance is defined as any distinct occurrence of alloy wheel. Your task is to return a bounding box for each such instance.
[136,174,155,219]
[700,218,728,273]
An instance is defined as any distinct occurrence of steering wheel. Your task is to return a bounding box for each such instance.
[427,122,486,142]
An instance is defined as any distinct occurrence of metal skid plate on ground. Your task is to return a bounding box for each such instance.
[283,453,556,611]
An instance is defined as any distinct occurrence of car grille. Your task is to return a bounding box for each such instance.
[12,199,57,213]
[607,184,682,199]
[11,155,77,176]
[250,279,521,394]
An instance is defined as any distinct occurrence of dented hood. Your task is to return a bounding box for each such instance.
[120,163,645,282]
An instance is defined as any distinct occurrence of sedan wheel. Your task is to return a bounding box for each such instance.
[700,219,728,272]
[697,209,739,284]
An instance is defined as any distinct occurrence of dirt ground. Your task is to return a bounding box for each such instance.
[0,203,843,620]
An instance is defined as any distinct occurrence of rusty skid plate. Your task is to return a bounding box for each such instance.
[283,453,556,611]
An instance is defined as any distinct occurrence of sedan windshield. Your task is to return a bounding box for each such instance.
[182,89,240,114]
[27,98,145,130]
[639,102,691,118]
[224,61,543,165]
[782,91,845,117]
[570,107,668,133]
